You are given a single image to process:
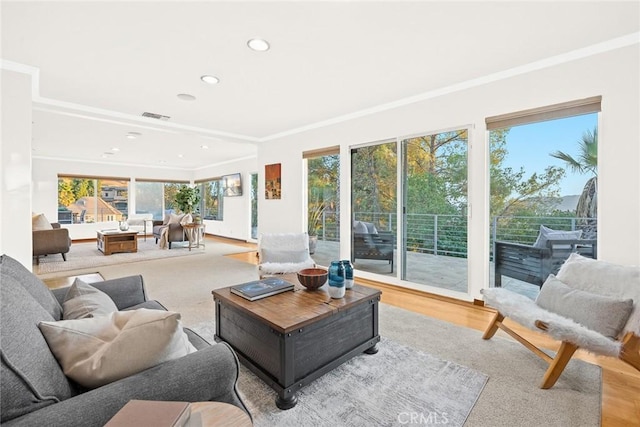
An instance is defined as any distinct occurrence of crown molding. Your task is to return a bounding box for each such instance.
[4,31,639,149]
[260,32,640,142]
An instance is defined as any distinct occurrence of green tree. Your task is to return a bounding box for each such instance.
[490,129,565,218]
[308,155,339,237]
[351,144,397,222]
[57,178,75,207]
[550,127,597,219]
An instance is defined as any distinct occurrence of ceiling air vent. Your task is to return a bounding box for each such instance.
[141,112,171,121]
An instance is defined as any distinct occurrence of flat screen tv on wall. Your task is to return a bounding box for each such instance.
[222,173,242,196]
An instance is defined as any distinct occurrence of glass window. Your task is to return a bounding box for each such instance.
[489,113,598,298]
[307,154,340,266]
[135,181,164,220]
[57,176,128,223]
[198,178,224,221]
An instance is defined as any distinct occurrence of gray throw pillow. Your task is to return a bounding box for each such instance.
[353,221,368,234]
[63,279,118,320]
[532,225,582,249]
[533,225,582,249]
[536,275,633,338]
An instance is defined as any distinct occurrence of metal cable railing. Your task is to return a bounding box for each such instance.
[318,211,596,259]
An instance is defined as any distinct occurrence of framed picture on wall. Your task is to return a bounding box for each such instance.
[222,173,242,196]
[265,163,281,199]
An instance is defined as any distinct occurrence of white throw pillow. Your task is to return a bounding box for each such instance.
[63,279,118,320]
[179,213,193,225]
[38,309,197,389]
[168,213,185,225]
[533,225,582,249]
[32,213,53,231]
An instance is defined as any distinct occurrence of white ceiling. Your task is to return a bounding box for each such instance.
[2,1,639,169]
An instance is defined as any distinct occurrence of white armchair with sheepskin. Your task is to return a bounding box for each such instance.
[257,232,316,277]
[481,253,640,389]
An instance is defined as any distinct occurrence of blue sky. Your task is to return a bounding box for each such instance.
[501,113,598,196]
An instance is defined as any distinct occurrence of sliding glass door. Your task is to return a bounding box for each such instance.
[351,141,397,275]
[401,129,468,292]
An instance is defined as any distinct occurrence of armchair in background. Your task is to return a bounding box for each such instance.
[153,213,189,249]
[352,220,394,273]
[32,213,71,265]
[257,232,315,277]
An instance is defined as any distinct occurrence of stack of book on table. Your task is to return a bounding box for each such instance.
[230,277,294,301]
[105,400,191,427]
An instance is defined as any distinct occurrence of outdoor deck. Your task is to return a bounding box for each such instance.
[311,240,540,300]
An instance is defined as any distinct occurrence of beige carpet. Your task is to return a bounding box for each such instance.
[34,237,253,275]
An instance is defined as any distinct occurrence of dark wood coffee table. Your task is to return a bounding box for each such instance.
[212,280,381,409]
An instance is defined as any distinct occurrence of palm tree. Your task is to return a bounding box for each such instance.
[550,127,597,235]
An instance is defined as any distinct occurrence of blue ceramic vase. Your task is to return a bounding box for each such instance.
[328,260,345,299]
[341,260,354,289]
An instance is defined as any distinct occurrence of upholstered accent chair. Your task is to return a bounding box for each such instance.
[32,214,71,264]
[482,253,640,389]
[152,213,189,249]
[257,232,315,277]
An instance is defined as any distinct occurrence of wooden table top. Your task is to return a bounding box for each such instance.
[190,402,252,427]
[43,272,105,290]
[212,276,381,334]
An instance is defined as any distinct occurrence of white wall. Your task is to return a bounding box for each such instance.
[1,70,33,269]
[194,157,258,241]
[257,45,640,299]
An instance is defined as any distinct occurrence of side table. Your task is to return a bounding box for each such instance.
[190,402,252,426]
[183,223,205,251]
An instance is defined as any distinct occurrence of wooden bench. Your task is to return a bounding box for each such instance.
[494,239,597,288]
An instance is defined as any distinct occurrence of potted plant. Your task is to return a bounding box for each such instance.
[174,185,201,215]
[307,202,325,255]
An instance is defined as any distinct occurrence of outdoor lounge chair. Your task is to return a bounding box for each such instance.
[352,221,394,273]
[494,225,596,288]
[482,253,640,389]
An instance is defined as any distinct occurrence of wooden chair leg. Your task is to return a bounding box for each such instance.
[620,332,640,371]
[482,312,505,340]
[540,341,578,389]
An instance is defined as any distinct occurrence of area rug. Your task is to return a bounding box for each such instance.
[191,303,601,426]
[33,239,252,275]
[191,325,488,427]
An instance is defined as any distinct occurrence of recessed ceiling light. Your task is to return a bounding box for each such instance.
[200,145,209,149]
[247,38,270,52]
[126,132,142,139]
[178,154,184,158]
[177,93,196,101]
[111,147,120,152]
[200,75,220,84]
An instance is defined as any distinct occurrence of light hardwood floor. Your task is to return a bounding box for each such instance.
[221,237,640,427]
